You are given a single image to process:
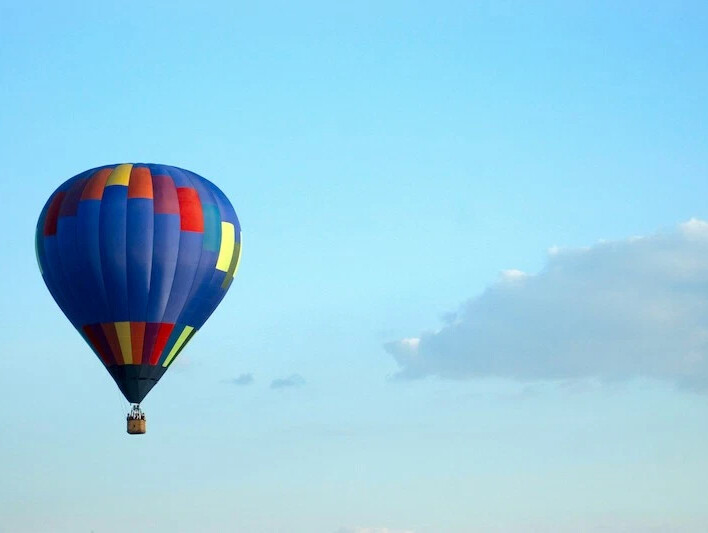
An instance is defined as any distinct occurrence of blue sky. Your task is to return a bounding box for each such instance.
[2,1,708,532]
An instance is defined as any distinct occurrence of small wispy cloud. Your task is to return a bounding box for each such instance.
[225,373,254,386]
[385,219,708,391]
[270,374,306,389]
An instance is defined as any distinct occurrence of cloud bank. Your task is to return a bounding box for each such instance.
[270,374,306,389]
[385,219,708,390]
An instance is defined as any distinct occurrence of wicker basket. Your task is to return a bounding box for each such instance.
[127,418,146,434]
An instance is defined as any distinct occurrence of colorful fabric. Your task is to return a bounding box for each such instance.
[36,163,241,403]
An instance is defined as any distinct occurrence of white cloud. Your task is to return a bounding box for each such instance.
[385,220,708,390]
[680,217,708,236]
[499,268,527,282]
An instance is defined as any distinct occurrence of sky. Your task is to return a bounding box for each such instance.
[2,1,708,532]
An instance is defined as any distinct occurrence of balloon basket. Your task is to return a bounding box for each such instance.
[127,404,146,435]
[127,418,146,434]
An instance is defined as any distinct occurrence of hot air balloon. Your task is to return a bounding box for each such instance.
[35,164,241,434]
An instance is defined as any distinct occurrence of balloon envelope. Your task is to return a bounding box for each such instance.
[36,163,241,403]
